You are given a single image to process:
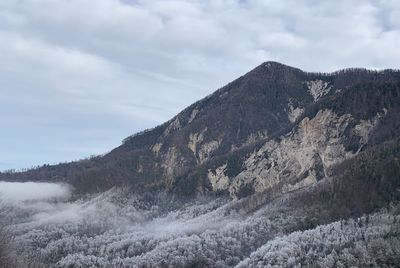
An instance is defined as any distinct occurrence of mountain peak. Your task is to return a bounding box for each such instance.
[2,62,400,198]
[247,61,305,78]
[263,61,291,68]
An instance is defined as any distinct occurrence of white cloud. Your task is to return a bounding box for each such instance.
[0,181,71,203]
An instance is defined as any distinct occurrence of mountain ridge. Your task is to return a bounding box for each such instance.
[1,62,399,201]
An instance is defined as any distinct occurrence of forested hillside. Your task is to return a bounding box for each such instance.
[1,62,399,267]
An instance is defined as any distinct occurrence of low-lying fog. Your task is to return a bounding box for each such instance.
[1,181,398,267]
[0,181,71,203]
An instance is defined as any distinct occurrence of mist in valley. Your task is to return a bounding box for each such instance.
[0,181,399,267]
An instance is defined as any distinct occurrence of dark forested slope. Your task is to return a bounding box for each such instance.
[1,62,399,200]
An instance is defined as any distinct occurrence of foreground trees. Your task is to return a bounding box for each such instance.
[1,187,399,267]
[0,227,13,268]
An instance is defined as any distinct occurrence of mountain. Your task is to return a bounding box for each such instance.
[1,62,400,202]
[1,62,400,267]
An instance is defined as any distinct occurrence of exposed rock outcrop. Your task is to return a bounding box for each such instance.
[2,62,399,199]
[306,80,332,101]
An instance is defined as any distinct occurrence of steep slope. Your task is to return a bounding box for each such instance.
[2,62,400,267]
[211,81,400,198]
[1,62,399,200]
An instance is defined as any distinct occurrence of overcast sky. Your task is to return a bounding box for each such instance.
[0,0,399,171]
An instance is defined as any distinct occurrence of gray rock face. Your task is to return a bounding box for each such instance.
[223,109,381,197]
[306,80,332,101]
[2,62,400,199]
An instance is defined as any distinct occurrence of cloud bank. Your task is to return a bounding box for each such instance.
[0,0,399,169]
[0,181,71,203]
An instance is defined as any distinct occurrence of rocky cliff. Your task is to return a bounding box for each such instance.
[2,62,400,200]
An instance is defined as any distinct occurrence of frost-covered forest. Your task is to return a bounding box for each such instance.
[1,183,399,268]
